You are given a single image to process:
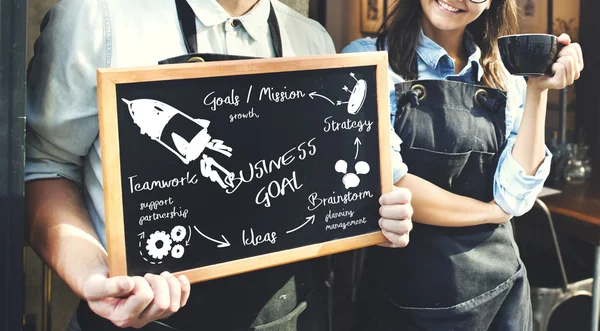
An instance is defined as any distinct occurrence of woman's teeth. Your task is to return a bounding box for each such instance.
[437,0,461,12]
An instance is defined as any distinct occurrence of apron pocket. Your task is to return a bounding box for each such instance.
[405,147,497,199]
[373,221,521,308]
[385,264,525,331]
[248,286,329,331]
[250,301,307,331]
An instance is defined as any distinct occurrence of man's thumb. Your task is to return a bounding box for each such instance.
[85,276,135,301]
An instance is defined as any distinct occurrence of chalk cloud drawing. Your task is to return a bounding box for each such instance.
[335,160,371,189]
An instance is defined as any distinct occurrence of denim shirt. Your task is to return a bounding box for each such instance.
[342,32,552,216]
[24,0,338,248]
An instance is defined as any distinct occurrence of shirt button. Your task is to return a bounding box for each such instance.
[231,19,240,27]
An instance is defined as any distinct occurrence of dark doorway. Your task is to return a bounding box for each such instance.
[576,0,600,182]
[0,0,27,330]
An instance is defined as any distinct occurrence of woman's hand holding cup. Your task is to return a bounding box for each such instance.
[528,34,584,91]
[498,33,583,91]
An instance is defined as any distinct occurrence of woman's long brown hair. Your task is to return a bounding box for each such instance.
[377,0,519,90]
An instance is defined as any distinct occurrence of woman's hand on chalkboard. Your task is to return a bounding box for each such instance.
[82,267,191,328]
[377,187,414,248]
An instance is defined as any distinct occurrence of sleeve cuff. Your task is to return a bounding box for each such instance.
[494,138,552,216]
[25,158,82,185]
[390,129,408,184]
[392,154,408,184]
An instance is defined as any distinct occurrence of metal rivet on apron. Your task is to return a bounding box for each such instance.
[231,19,240,27]
[187,56,205,63]
[411,84,427,102]
[474,89,488,108]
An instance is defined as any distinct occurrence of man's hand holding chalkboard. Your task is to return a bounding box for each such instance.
[377,187,413,248]
[82,266,190,328]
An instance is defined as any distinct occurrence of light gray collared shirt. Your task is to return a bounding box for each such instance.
[25,0,337,248]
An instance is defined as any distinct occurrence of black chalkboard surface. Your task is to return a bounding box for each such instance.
[98,53,392,283]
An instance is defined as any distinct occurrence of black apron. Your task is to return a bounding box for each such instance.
[354,79,533,331]
[76,1,330,330]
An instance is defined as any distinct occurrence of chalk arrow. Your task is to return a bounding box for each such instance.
[193,226,231,248]
[137,233,162,265]
[286,215,316,234]
[309,92,336,106]
[185,226,192,247]
[354,137,362,159]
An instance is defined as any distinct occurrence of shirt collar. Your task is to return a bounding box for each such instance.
[237,0,271,42]
[187,0,271,42]
[416,29,484,81]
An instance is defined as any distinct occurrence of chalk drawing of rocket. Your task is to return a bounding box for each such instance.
[122,99,234,189]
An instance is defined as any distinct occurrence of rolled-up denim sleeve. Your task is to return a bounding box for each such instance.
[493,77,552,216]
[25,0,108,185]
[390,130,409,183]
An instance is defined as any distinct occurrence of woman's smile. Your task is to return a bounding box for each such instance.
[434,0,465,14]
[421,0,488,33]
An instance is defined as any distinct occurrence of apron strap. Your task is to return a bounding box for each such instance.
[174,0,283,57]
[175,0,198,54]
[267,4,283,58]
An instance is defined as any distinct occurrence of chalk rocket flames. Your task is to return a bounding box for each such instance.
[122,98,234,189]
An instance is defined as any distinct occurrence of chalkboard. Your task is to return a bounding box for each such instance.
[98,53,392,283]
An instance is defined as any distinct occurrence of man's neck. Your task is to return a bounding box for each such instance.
[217,0,260,17]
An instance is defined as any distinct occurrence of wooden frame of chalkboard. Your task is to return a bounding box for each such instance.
[98,52,392,283]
